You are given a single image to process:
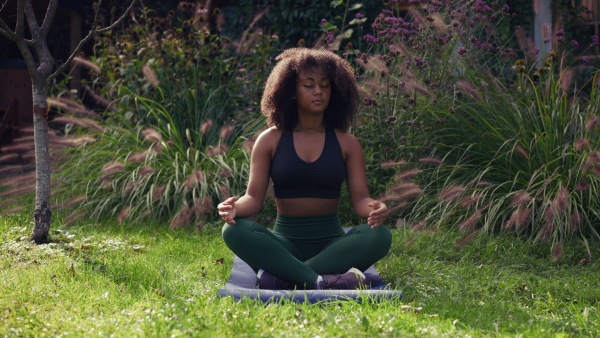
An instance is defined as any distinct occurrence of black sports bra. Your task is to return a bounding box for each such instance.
[270,128,346,199]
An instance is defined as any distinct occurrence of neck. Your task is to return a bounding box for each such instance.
[295,115,324,132]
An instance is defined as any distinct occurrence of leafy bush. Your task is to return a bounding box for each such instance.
[347,0,600,258]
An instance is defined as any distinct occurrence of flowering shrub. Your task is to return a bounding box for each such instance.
[349,0,600,258]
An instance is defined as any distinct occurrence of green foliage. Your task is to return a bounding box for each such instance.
[348,0,600,258]
[53,6,277,227]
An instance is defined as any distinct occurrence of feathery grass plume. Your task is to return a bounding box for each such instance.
[219,169,232,178]
[551,186,569,213]
[123,180,139,195]
[560,69,574,92]
[511,191,531,207]
[184,170,204,192]
[101,161,125,175]
[515,145,529,159]
[400,77,431,96]
[138,166,154,176]
[219,125,234,139]
[197,219,205,233]
[411,221,427,232]
[200,120,213,134]
[218,185,230,199]
[476,181,493,187]
[455,230,478,250]
[152,185,166,201]
[571,212,581,232]
[1,205,24,216]
[586,116,598,131]
[127,150,149,163]
[543,206,555,224]
[459,211,481,232]
[395,168,423,181]
[0,171,34,188]
[388,181,421,193]
[591,164,600,176]
[380,187,423,202]
[574,138,589,151]
[542,23,550,38]
[388,201,408,214]
[405,237,416,247]
[430,13,447,33]
[117,206,132,224]
[551,242,563,262]
[381,160,408,169]
[57,195,86,209]
[53,116,104,133]
[438,185,465,202]
[202,196,214,213]
[504,209,518,229]
[515,207,531,227]
[101,181,112,189]
[533,0,540,15]
[170,205,192,229]
[455,81,481,100]
[395,218,408,228]
[193,198,204,219]
[82,83,116,112]
[242,138,256,152]
[460,194,484,207]
[355,55,389,75]
[541,222,553,241]
[47,97,99,118]
[588,151,600,164]
[143,64,160,87]
[153,143,164,153]
[142,128,162,143]
[63,210,85,227]
[417,157,442,166]
[54,135,96,147]
[0,183,35,198]
[577,181,589,191]
[73,56,101,73]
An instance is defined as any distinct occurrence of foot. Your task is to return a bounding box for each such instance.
[318,268,366,290]
[257,269,295,290]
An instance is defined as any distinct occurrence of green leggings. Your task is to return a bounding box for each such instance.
[222,213,392,288]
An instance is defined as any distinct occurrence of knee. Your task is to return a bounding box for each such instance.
[358,224,392,254]
[221,218,249,246]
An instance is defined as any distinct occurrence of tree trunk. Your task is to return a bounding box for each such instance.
[30,86,52,244]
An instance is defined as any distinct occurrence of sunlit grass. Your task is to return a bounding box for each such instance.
[1,209,599,337]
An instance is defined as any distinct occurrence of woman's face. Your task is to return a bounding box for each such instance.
[295,67,331,117]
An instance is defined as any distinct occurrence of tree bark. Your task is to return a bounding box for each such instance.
[30,86,52,244]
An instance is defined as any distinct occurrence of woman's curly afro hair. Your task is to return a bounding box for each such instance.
[260,48,360,133]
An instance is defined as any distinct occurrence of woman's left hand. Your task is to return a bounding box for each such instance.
[367,200,389,229]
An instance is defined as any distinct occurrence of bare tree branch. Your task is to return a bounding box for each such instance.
[40,0,59,38]
[16,0,25,37]
[23,0,40,39]
[0,18,18,41]
[48,0,139,85]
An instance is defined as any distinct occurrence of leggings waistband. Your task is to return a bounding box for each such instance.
[273,212,344,241]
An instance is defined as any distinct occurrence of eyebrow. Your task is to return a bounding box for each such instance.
[300,77,330,81]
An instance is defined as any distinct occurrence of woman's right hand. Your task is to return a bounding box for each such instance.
[217,196,238,224]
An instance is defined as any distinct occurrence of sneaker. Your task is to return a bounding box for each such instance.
[318,268,366,290]
[257,269,295,290]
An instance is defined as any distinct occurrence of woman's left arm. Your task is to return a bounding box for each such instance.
[340,131,389,228]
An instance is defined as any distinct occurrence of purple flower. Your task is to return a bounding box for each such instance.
[363,34,379,44]
[582,58,590,66]
[271,34,279,39]
[572,40,579,50]
[457,47,468,55]
[356,13,365,19]
[363,97,377,106]
[555,29,565,37]
[321,19,327,24]
[592,35,599,47]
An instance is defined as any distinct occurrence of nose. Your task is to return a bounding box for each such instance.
[314,85,322,95]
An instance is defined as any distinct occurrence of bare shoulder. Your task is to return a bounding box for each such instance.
[253,126,283,156]
[334,129,363,159]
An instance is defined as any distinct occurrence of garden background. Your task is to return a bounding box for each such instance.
[1,0,600,336]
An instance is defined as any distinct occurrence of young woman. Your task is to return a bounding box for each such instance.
[217,48,392,290]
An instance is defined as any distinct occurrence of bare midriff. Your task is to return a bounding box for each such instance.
[275,198,340,217]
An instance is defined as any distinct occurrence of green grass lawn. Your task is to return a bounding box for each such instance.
[1,209,599,337]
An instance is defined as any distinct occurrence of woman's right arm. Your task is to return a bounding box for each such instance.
[217,128,276,224]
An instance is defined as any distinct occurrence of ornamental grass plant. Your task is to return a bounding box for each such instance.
[46,6,279,228]
[349,0,600,259]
